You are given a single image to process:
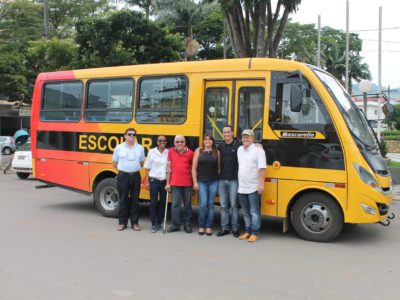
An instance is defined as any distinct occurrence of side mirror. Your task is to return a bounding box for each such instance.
[290,84,302,112]
[382,102,394,117]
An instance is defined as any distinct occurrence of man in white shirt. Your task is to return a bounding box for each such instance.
[237,129,266,242]
[112,128,145,231]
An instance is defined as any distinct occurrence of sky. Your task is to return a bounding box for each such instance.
[290,0,400,90]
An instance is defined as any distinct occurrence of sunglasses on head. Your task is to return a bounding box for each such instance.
[127,133,136,137]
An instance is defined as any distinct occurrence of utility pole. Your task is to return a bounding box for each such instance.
[377,6,382,141]
[345,0,350,92]
[317,15,321,67]
[44,0,49,40]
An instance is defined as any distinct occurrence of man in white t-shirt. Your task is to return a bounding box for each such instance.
[237,129,266,242]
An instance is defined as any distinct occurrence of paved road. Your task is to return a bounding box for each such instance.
[0,174,400,300]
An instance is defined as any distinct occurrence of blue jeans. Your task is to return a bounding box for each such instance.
[149,178,167,226]
[198,180,218,228]
[218,180,239,231]
[171,186,193,227]
[238,191,261,236]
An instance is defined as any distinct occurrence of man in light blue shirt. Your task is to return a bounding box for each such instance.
[112,128,145,231]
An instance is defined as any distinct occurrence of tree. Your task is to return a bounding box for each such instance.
[384,105,400,130]
[193,4,233,59]
[0,52,28,100]
[215,0,301,58]
[26,38,78,73]
[156,0,215,60]
[75,10,183,67]
[125,0,156,20]
[34,0,112,38]
[279,23,371,88]
[0,0,43,51]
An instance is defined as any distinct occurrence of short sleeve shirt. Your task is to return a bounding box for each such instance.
[168,147,194,186]
[144,147,169,180]
[218,139,242,180]
[237,143,267,194]
[112,142,145,173]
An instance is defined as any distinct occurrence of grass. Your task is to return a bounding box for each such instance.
[387,161,400,168]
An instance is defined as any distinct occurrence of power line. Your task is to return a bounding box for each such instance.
[351,26,400,32]
[363,39,400,44]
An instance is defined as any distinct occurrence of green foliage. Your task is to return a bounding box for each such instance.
[0,51,28,100]
[388,161,400,168]
[379,140,388,158]
[26,38,78,73]
[193,5,233,59]
[383,105,400,130]
[280,23,371,86]
[0,0,43,52]
[75,10,183,67]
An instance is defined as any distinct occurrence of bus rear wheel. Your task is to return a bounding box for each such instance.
[291,192,343,242]
[94,178,119,218]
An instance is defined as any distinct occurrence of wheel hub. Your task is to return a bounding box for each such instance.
[100,186,118,211]
[301,203,331,233]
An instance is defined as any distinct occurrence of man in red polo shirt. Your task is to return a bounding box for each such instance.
[165,134,194,233]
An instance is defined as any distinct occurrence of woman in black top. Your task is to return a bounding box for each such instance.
[192,135,220,236]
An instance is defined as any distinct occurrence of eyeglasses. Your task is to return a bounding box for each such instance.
[175,141,185,144]
[158,140,167,143]
[127,133,136,137]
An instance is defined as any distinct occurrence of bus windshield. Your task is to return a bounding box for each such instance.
[314,69,378,151]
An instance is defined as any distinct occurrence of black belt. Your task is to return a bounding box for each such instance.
[119,170,139,176]
[149,177,166,183]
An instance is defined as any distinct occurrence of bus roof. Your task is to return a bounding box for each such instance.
[36,58,310,81]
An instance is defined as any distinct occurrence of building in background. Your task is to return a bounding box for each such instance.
[0,100,31,136]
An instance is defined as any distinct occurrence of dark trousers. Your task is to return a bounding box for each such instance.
[149,178,167,226]
[117,172,141,226]
[171,186,193,227]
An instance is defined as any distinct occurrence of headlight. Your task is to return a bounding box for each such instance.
[353,163,382,193]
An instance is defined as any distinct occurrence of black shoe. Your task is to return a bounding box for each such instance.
[167,226,180,233]
[216,229,230,237]
[184,224,192,233]
[232,230,240,237]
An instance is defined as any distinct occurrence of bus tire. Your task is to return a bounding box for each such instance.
[94,177,119,218]
[16,172,30,179]
[291,192,343,242]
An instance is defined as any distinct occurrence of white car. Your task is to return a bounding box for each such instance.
[12,142,32,179]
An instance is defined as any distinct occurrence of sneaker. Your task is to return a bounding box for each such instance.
[167,226,180,233]
[232,230,240,238]
[184,224,192,233]
[239,233,251,240]
[151,225,157,233]
[248,235,259,242]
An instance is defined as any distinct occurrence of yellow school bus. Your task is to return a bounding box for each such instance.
[31,58,394,242]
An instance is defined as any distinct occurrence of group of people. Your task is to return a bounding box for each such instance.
[112,126,266,242]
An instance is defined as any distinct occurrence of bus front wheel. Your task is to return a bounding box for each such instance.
[291,192,344,242]
[94,177,119,218]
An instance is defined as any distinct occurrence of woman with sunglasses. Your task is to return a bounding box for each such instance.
[144,135,169,233]
[192,135,221,236]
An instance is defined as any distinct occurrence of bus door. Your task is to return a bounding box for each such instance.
[267,71,347,217]
[203,79,277,215]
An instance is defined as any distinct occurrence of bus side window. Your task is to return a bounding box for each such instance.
[136,76,187,124]
[41,81,82,122]
[85,78,134,123]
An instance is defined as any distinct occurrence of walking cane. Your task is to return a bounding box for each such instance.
[163,191,169,234]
